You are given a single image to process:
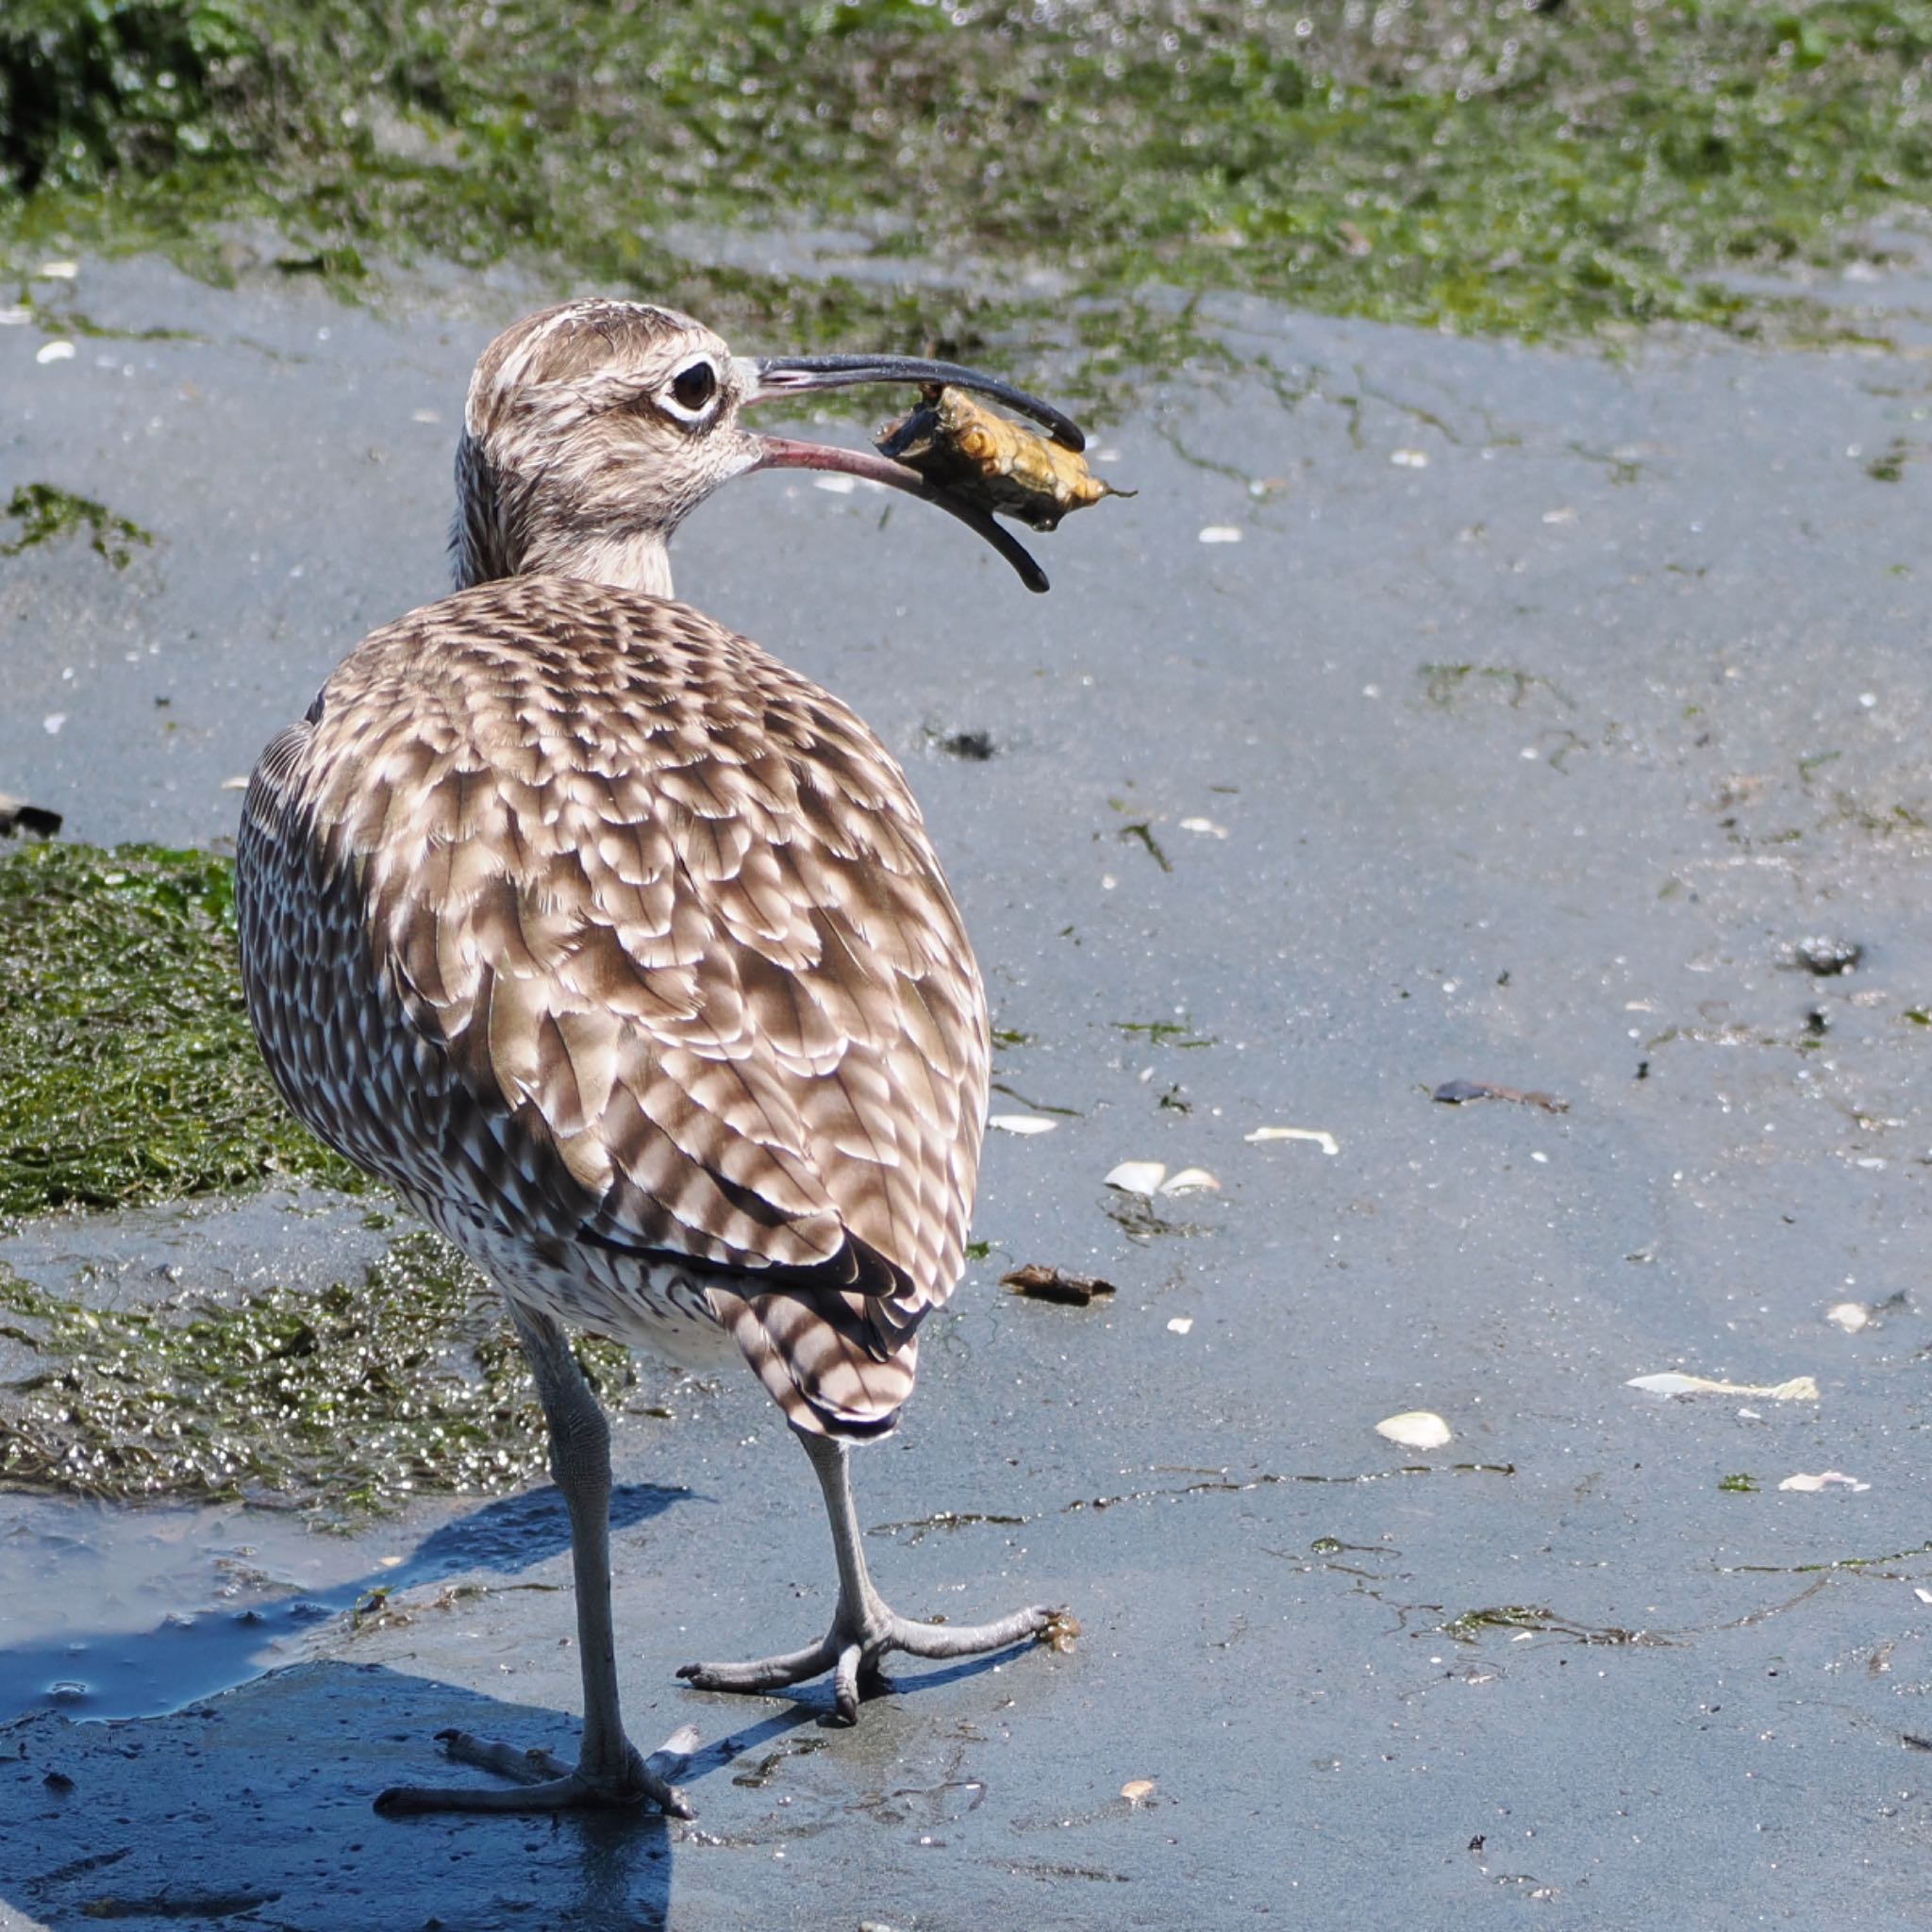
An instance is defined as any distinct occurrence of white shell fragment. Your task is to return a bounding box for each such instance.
[1826,1302,1871,1333]
[1159,1167,1221,1196]
[1244,1125,1340,1157]
[35,341,75,365]
[1105,1160,1222,1197]
[34,260,78,279]
[643,1722,701,1774]
[1626,1373,1820,1402]
[1178,817,1229,838]
[812,474,858,494]
[988,1113,1058,1136]
[1390,448,1429,469]
[1197,525,1242,543]
[1121,1778,1157,1805]
[1374,1409,1454,1450]
[1778,1471,1870,1493]
[1166,1317,1194,1335]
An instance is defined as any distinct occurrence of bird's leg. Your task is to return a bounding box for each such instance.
[677,1429,1062,1724]
[376,1304,694,1818]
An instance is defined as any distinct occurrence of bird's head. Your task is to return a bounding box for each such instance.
[451,297,1079,598]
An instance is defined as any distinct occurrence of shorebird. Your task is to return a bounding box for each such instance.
[235,299,1083,1817]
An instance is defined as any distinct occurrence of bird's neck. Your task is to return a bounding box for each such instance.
[453,520,675,600]
[503,529,676,599]
[450,435,676,598]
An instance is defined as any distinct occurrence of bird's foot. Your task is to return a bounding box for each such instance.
[374,1723,698,1818]
[677,1600,1072,1724]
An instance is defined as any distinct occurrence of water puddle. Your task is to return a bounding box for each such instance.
[0,1491,423,1721]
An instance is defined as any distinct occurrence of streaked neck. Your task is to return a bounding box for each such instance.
[451,434,675,597]
[453,525,674,599]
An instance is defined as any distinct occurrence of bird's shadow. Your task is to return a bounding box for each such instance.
[404,1478,684,1580]
[0,1657,815,1932]
[0,1480,689,1727]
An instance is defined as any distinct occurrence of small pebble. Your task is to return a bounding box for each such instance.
[1789,936,1862,975]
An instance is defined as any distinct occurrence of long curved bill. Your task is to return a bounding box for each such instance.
[737,353,1087,595]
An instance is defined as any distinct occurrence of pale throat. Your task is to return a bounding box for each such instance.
[528,527,676,600]
[456,521,676,599]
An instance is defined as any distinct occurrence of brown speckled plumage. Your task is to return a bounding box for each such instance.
[234,301,1068,1816]
[240,576,984,1433]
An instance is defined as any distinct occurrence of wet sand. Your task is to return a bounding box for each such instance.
[3,255,1932,1928]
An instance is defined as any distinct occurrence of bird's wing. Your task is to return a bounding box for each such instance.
[241,578,988,1429]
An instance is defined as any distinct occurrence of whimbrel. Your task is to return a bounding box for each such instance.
[235,299,1084,1817]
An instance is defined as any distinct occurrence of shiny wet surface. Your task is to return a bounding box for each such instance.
[4,255,1932,1927]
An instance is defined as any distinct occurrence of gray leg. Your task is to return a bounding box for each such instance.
[678,1429,1064,1724]
[376,1304,695,1818]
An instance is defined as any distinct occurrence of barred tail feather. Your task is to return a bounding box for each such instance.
[708,1287,918,1437]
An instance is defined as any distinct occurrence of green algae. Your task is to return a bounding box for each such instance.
[2,483,154,570]
[4,1,1931,369]
[0,840,358,1220]
[1420,662,1574,713]
[1439,1603,1668,1645]
[0,1228,634,1513]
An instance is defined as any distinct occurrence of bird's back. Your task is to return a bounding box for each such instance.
[236,575,990,1434]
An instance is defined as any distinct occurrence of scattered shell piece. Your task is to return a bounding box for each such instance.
[1541,506,1578,525]
[1198,525,1242,544]
[1159,1167,1221,1196]
[1166,1317,1194,1335]
[1121,1779,1157,1804]
[1787,935,1862,976]
[1375,1409,1453,1450]
[989,1113,1058,1136]
[1244,1125,1340,1156]
[1432,1077,1568,1114]
[1778,1471,1870,1493]
[1104,1160,1222,1198]
[1178,816,1229,838]
[1041,1609,1081,1654]
[42,713,66,736]
[1626,1372,1820,1402]
[410,408,441,425]
[812,474,858,494]
[35,261,78,279]
[0,307,30,326]
[645,1722,701,1770]
[1827,1302,1871,1334]
[35,341,75,365]
[1390,448,1429,469]
[219,775,250,791]
[1914,1588,1932,1606]
[1002,1263,1116,1307]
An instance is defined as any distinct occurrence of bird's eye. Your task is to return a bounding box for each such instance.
[669,361,717,413]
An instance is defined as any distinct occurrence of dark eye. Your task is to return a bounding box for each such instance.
[670,360,717,411]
